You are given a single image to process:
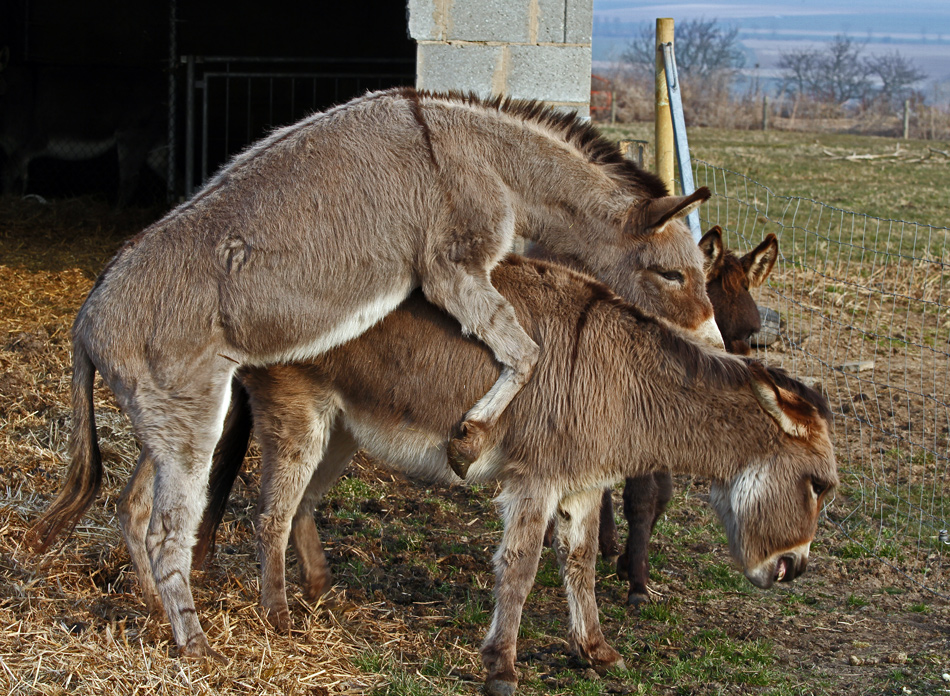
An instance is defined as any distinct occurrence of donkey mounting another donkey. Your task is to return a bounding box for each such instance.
[197,256,837,695]
[26,88,721,660]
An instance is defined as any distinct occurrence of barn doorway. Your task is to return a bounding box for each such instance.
[0,1,415,205]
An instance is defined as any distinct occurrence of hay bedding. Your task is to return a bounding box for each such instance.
[0,196,947,695]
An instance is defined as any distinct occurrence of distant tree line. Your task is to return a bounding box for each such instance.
[620,21,927,108]
[779,36,926,107]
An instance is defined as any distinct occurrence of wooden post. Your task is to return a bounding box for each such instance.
[610,91,616,124]
[762,95,770,131]
[655,18,675,193]
[903,99,911,139]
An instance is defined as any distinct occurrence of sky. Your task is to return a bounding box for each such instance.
[592,0,950,98]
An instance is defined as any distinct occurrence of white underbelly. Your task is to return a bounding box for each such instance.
[254,281,415,366]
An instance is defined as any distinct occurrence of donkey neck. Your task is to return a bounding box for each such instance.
[420,96,639,258]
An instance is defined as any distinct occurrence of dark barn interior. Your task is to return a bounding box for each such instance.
[0,0,415,205]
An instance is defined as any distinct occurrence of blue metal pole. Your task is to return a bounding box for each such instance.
[661,42,702,242]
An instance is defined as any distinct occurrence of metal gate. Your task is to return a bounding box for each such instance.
[179,56,415,197]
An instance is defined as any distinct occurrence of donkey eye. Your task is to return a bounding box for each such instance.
[658,270,685,283]
[810,478,829,498]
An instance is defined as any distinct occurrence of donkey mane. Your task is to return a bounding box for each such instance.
[415,89,672,199]
[510,254,827,417]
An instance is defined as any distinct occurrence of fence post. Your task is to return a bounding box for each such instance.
[903,99,911,139]
[762,95,769,131]
[655,18,675,192]
[610,91,616,124]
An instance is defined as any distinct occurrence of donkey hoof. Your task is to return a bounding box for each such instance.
[447,445,472,479]
[264,606,292,634]
[593,658,626,676]
[181,636,227,664]
[484,679,518,696]
[448,420,489,478]
[302,576,332,604]
[626,591,650,608]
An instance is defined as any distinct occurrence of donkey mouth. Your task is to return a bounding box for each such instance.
[774,555,796,583]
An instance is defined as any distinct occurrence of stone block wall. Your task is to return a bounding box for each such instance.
[409,0,592,116]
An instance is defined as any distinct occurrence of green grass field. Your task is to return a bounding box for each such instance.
[602,124,950,231]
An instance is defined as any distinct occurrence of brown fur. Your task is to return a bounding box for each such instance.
[25,88,718,658]
[201,256,835,692]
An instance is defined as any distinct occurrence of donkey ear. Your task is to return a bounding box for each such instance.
[698,226,724,278]
[742,233,779,288]
[630,187,711,236]
[748,362,818,439]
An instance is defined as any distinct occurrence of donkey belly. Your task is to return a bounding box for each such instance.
[340,409,507,484]
[221,260,417,366]
[248,283,416,366]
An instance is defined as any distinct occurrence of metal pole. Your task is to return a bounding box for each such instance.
[762,95,769,132]
[903,99,911,139]
[655,18,675,193]
[661,42,702,242]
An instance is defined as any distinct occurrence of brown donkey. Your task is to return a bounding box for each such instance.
[611,230,779,606]
[24,88,720,659]
[199,257,836,695]
[194,224,738,621]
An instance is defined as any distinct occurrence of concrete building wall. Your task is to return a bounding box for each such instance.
[409,0,592,117]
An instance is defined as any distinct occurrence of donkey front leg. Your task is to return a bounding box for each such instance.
[422,269,539,477]
[554,488,625,673]
[617,470,673,607]
[481,488,556,696]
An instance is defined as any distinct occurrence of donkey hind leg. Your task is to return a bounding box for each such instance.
[480,487,557,696]
[422,271,539,477]
[255,404,341,633]
[554,488,625,673]
[116,450,162,615]
[597,487,621,561]
[143,376,234,662]
[290,423,357,604]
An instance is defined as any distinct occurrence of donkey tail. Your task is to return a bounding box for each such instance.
[193,379,253,567]
[25,342,103,552]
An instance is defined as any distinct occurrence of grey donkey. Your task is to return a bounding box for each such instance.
[25,87,718,660]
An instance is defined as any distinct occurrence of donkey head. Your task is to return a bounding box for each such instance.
[699,228,779,355]
[605,187,723,348]
[709,362,837,589]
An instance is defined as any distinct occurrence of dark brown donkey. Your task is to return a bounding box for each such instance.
[611,230,780,606]
[197,256,835,696]
[25,88,720,659]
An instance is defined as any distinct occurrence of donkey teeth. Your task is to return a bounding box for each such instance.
[774,559,788,582]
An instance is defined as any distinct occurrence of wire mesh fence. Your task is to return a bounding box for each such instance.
[693,160,950,597]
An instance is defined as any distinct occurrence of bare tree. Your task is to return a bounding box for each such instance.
[866,51,927,107]
[622,18,745,80]
[825,36,872,104]
[779,36,925,107]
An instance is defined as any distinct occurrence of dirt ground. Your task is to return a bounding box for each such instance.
[0,197,947,695]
